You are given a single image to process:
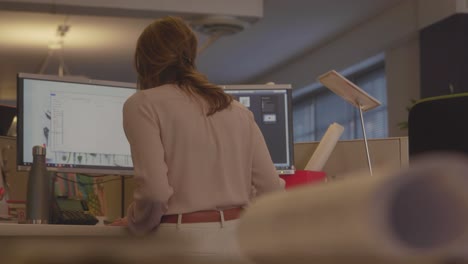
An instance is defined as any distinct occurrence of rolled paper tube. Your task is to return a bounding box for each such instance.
[304,122,344,171]
[238,153,468,264]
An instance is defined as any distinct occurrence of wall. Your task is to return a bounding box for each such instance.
[417,0,458,28]
[254,0,419,91]
[385,35,420,137]
[254,0,460,137]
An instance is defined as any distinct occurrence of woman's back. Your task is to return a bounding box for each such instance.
[121,16,282,246]
[124,84,281,219]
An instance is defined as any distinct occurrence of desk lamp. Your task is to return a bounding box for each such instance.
[318,70,381,176]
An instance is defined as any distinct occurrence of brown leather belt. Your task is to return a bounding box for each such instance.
[160,207,243,224]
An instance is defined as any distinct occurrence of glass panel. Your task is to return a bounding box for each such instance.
[315,91,354,140]
[292,64,387,142]
[354,67,388,139]
[293,99,315,142]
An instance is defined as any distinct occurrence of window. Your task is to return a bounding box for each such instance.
[293,65,387,142]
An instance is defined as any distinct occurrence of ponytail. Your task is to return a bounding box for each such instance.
[177,69,233,116]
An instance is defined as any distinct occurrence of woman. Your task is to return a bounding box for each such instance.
[119,16,283,258]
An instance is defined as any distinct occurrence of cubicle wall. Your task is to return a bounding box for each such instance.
[0,136,27,201]
[1,136,408,220]
[0,136,134,221]
[294,137,409,180]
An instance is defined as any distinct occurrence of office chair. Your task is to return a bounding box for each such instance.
[408,93,468,157]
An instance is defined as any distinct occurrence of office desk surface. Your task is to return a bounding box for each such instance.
[0,223,242,264]
[0,223,128,236]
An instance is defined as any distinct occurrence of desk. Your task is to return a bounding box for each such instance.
[0,223,137,263]
[0,223,243,264]
[0,222,127,236]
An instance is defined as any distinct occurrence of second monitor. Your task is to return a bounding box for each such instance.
[224,84,294,174]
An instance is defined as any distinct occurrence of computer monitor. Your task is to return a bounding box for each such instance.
[223,84,295,174]
[17,75,294,175]
[17,73,136,175]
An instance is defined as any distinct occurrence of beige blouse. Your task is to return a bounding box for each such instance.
[123,84,284,234]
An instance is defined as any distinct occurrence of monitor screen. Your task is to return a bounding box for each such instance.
[17,73,136,175]
[223,84,295,174]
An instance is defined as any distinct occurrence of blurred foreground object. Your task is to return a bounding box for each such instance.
[238,153,468,264]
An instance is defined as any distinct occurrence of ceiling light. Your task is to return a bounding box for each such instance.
[40,23,71,76]
[48,39,63,50]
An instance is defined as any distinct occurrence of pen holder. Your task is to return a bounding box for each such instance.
[280,170,326,189]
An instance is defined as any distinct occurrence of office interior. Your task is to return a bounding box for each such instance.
[1,0,468,262]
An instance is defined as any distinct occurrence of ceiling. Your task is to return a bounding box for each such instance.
[0,0,402,105]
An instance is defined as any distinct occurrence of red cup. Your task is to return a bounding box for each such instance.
[280,170,326,189]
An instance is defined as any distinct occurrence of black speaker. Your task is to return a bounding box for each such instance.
[408,94,468,157]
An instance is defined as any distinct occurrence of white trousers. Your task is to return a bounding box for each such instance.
[146,219,253,263]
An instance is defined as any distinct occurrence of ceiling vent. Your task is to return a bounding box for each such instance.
[190,15,250,53]
[190,15,249,35]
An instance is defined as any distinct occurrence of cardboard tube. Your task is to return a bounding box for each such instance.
[304,122,344,171]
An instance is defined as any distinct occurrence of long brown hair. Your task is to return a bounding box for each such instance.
[134,16,232,116]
